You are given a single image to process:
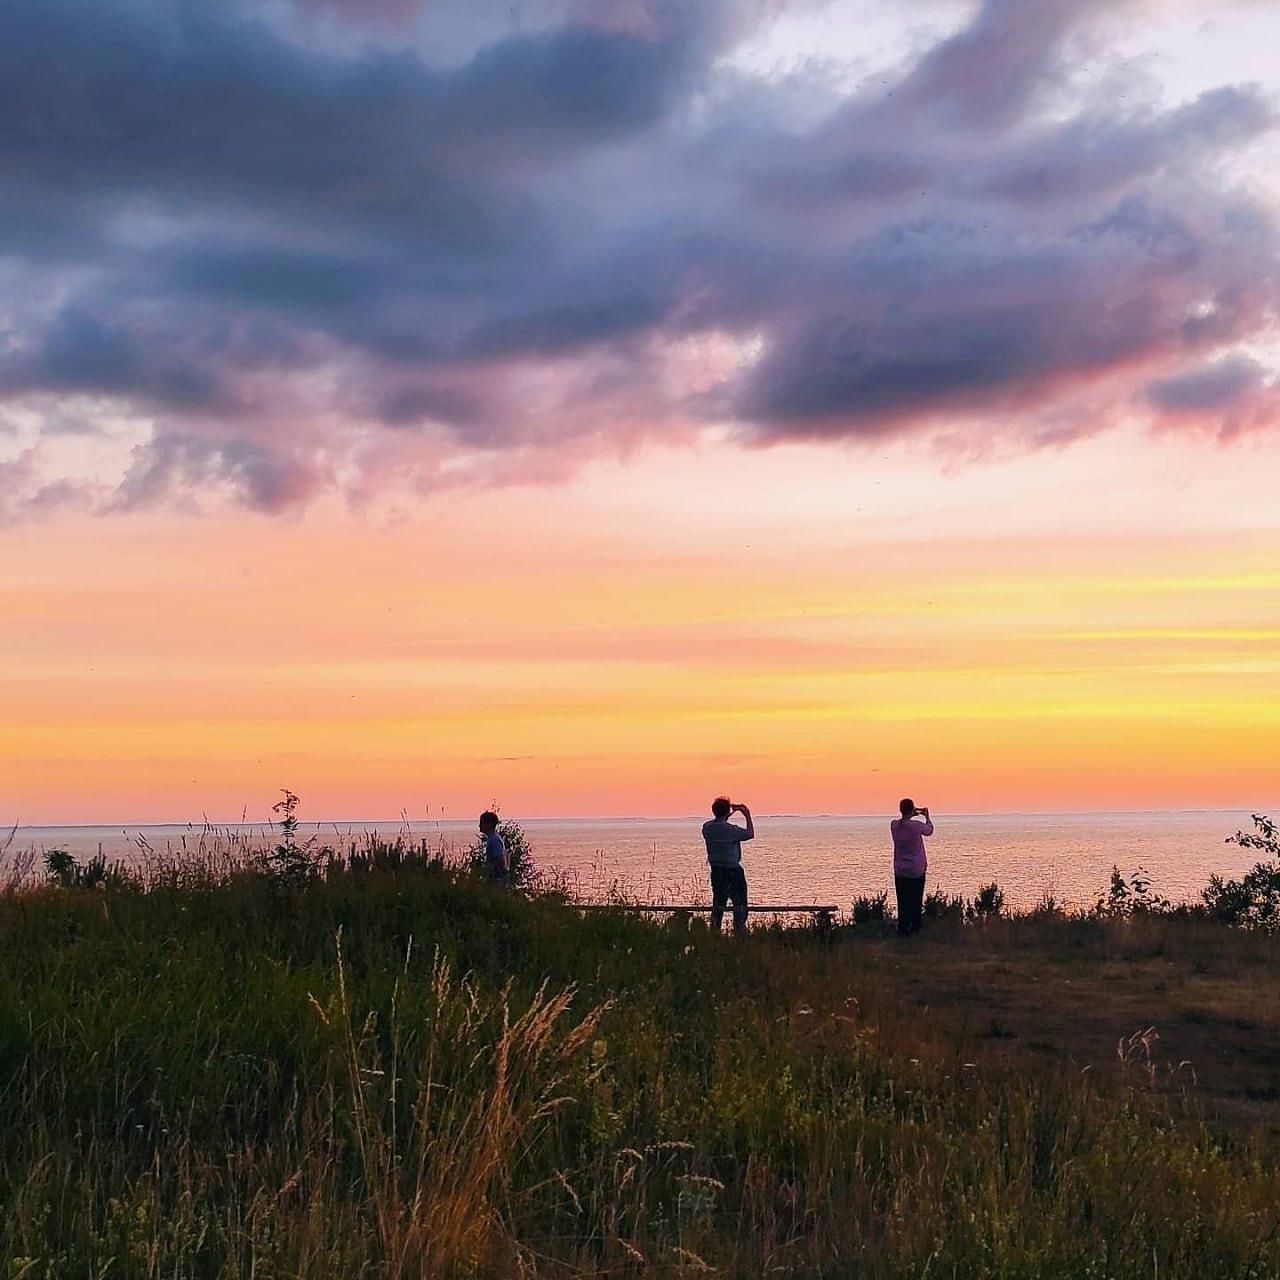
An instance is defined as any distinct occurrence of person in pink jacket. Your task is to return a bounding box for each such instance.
[891,798,933,936]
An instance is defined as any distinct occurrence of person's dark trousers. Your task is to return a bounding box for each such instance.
[710,865,749,933]
[895,875,925,936]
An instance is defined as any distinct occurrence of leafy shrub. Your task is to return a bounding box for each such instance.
[1028,890,1065,919]
[468,817,538,889]
[1202,814,1280,930]
[851,891,889,924]
[1094,866,1171,918]
[43,849,78,887]
[967,882,1005,920]
[43,849,129,890]
[924,889,965,920]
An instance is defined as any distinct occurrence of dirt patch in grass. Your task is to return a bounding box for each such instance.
[803,918,1280,1136]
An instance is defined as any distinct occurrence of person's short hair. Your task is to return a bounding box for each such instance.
[712,796,732,819]
[899,797,915,818]
[479,810,500,829]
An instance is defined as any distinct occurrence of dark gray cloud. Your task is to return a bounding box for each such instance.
[1148,356,1267,413]
[0,307,231,410]
[113,431,322,513]
[1146,355,1278,437]
[0,0,1276,514]
[891,0,1123,127]
[977,84,1274,205]
[0,0,722,240]
[737,193,1275,434]
[295,0,429,23]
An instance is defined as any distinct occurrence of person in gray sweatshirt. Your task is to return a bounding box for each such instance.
[701,797,754,933]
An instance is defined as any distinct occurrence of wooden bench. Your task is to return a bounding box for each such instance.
[575,903,840,928]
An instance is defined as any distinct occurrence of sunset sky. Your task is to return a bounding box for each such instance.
[3,0,1279,823]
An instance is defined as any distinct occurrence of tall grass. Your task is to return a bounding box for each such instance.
[1,849,1278,1277]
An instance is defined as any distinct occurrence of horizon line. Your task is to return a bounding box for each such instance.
[10,805,1271,832]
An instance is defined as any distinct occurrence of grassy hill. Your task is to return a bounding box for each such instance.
[1,850,1278,1278]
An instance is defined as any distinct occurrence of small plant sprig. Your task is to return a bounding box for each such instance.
[1227,813,1278,858]
[263,789,327,886]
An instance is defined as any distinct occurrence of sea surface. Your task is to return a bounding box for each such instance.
[7,810,1272,911]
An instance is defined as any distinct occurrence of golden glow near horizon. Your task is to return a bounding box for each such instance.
[4,428,1279,825]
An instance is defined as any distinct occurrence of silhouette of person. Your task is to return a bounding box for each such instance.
[702,797,753,933]
[479,810,509,885]
[891,798,932,936]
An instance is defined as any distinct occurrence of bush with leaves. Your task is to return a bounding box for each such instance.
[924,889,965,920]
[851,890,889,924]
[43,849,130,890]
[1028,890,1065,919]
[1202,814,1280,930]
[467,817,538,889]
[1094,866,1171,918]
[967,882,1005,921]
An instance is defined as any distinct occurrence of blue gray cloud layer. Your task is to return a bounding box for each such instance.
[1,0,1276,512]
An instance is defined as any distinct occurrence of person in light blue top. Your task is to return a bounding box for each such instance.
[478,810,509,884]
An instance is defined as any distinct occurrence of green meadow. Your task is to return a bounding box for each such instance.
[1,830,1278,1279]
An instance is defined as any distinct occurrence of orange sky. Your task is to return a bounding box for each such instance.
[5,425,1279,824]
[4,0,1280,826]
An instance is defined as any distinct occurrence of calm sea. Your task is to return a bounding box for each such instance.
[7,811,1271,910]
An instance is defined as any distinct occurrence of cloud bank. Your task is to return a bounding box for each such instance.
[0,0,1276,515]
